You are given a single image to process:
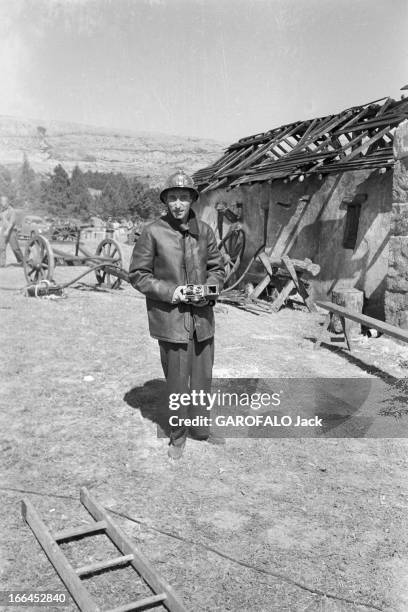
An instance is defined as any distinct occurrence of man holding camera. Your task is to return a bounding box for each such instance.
[129,169,225,459]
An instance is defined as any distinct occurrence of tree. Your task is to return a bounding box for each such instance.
[128,178,160,220]
[17,155,37,208]
[41,164,71,216]
[73,170,162,220]
[98,181,119,217]
[69,166,92,218]
[0,165,17,203]
[138,186,161,220]
[114,173,132,217]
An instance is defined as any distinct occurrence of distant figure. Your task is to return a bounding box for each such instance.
[0,196,24,267]
[106,216,114,238]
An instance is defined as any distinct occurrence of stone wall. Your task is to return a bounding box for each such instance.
[385,120,408,327]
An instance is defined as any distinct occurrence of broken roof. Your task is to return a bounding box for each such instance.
[194,96,408,192]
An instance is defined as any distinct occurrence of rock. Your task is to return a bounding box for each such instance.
[393,119,408,161]
[390,202,408,235]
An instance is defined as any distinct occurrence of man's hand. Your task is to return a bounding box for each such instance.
[193,299,209,308]
[172,285,188,304]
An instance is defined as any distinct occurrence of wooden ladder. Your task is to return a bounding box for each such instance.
[21,487,188,612]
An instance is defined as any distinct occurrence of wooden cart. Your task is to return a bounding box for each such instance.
[23,228,127,290]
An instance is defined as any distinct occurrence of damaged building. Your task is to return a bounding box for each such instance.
[193,96,408,327]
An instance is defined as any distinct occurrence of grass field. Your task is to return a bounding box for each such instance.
[1,244,408,612]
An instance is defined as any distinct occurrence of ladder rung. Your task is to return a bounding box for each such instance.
[76,553,134,577]
[54,520,107,542]
[106,593,167,612]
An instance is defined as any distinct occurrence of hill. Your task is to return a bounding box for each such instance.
[0,116,226,185]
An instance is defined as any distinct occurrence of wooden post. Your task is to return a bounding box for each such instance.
[332,288,364,337]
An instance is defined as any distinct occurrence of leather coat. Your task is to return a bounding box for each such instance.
[129,211,225,343]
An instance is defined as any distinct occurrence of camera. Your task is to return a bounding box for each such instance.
[182,284,219,304]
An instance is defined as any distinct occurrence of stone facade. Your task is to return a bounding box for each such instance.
[385,120,408,327]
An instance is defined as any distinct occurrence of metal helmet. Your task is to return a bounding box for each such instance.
[160,169,199,204]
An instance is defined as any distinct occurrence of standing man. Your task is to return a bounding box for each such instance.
[129,169,225,459]
[0,196,24,267]
[106,216,114,238]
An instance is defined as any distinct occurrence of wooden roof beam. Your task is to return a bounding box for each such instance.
[224,122,305,173]
[213,146,256,177]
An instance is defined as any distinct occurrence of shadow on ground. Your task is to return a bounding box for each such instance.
[305,334,397,385]
[123,378,171,436]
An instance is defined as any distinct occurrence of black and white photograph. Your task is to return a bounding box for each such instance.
[1,0,408,610]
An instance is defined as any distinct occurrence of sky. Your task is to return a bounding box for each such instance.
[0,0,407,143]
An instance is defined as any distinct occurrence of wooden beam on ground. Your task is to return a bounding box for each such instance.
[80,488,188,612]
[21,499,100,612]
[53,521,107,542]
[76,554,134,577]
[106,593,167,612]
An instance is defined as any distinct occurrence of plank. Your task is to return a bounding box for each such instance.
[201,177,228,193]
[21,499,100,612]
[295,117,321,148]
[334,114,404,133]
[281,256,317,312]
[54,521,107,542]
[256,250,274,277]
[343,125,392,162]
[106,593,167,612]
[252,274,272,299]
[268,257,320,276]
[217,297,268,314]
[332,105,377,133]
[270,279,296,312]
[376,97,393,117]
[294,112,355,150]
[213,146,254,177]
[316,301,408,343]
[80,488,188,612]
[225,122,309,172]
[76,554,134,577]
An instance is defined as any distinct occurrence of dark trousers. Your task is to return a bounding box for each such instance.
[159,333,214,445]
[0,230,24,266]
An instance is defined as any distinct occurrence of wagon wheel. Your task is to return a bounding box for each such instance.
[218,227,246,287]
[23,235,55,284]
[95,238,124,289]
[60,228,70,241]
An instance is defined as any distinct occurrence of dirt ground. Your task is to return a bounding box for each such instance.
[1,242,408,612]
